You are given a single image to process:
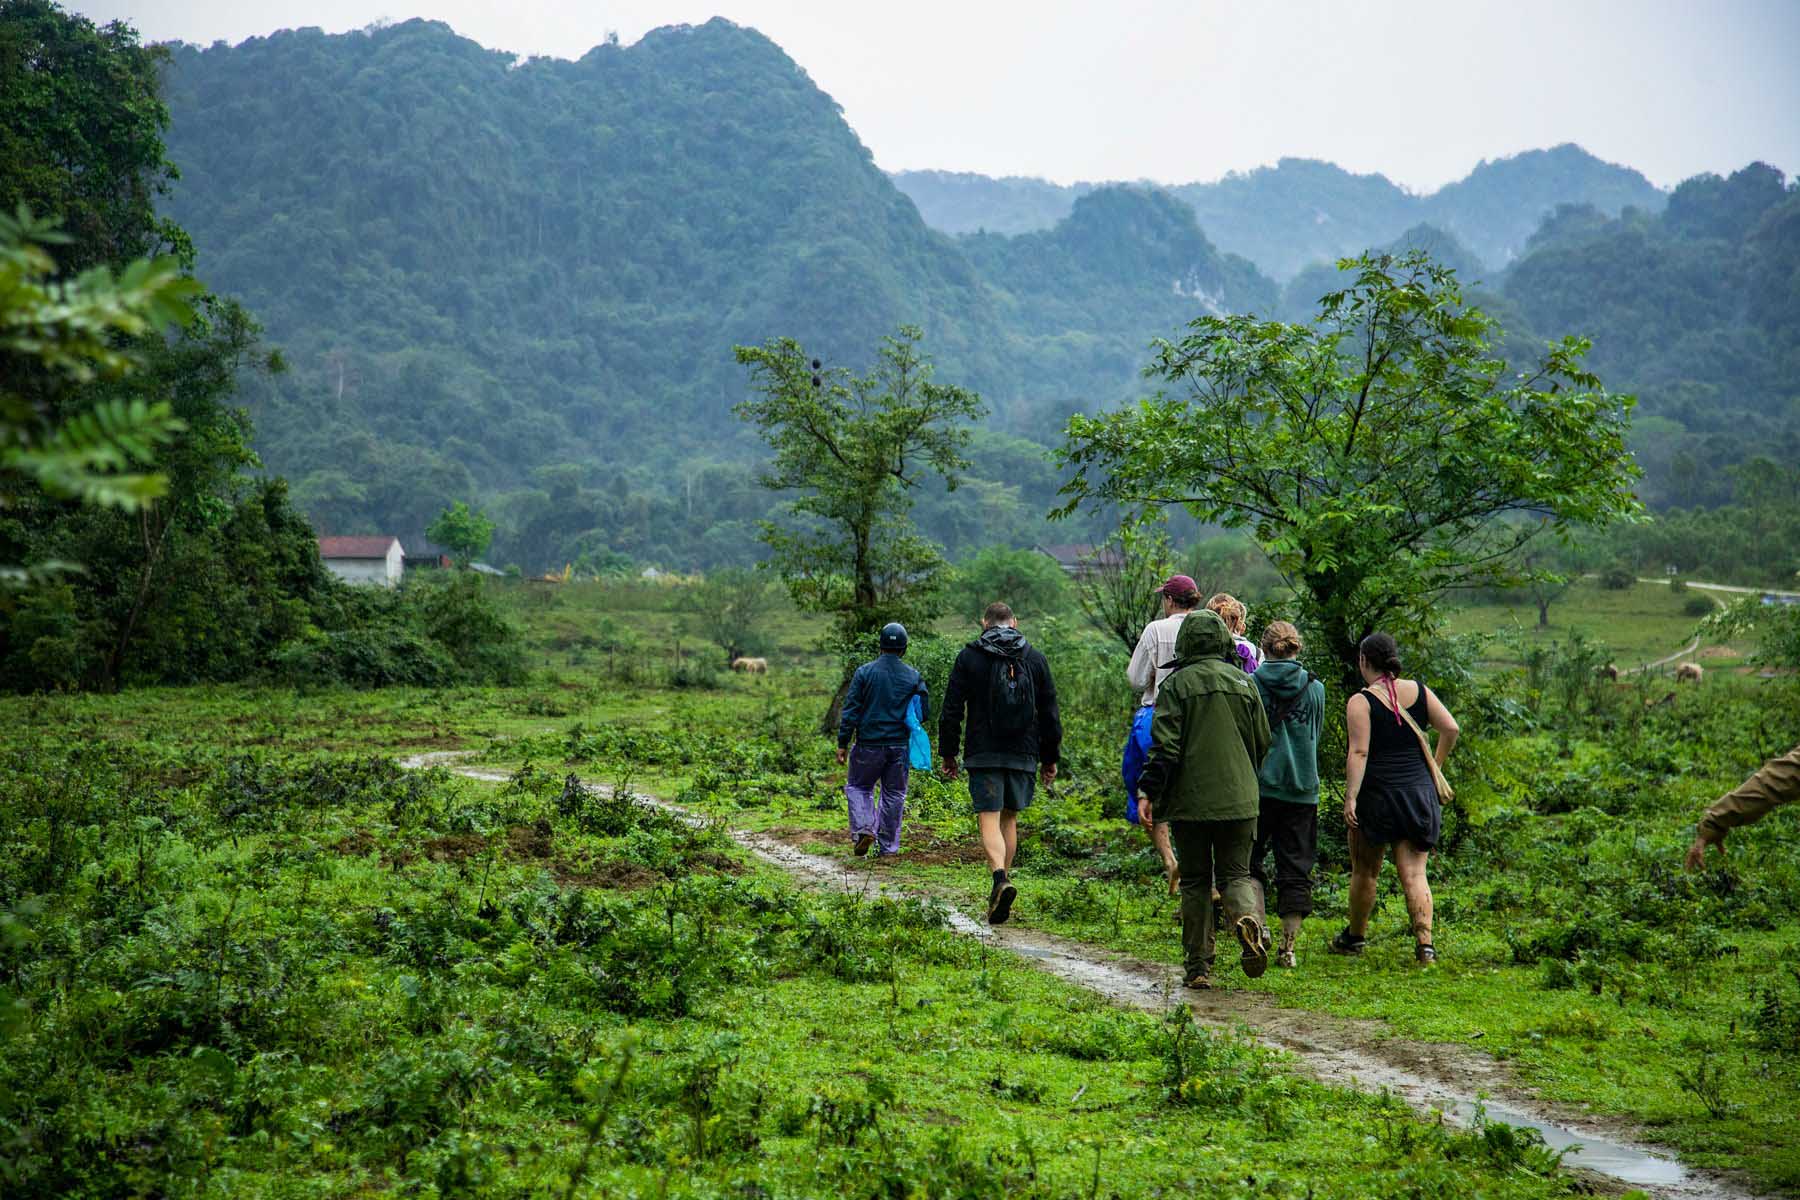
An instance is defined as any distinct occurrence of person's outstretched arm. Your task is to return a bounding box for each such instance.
[1687,742,1800,868]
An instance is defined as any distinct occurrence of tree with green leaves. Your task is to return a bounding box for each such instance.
[1058,252,1643,673]
[682,566,783,667]
[946,545,1073,623]
[734,326,984,639]
[0,0,190,272]
[427,500,496,566]
[0,207,195,589]
[1072,524,1173,654]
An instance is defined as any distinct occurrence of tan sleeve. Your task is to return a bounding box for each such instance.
[1126,624,1157,697]
[1698,742,1800,838]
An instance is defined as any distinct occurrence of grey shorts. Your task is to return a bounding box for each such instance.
[969,768,1035,813]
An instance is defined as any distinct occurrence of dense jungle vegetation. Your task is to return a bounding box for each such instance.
[143,18,1799,570]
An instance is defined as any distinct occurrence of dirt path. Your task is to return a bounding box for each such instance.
[400,751,1765,1200]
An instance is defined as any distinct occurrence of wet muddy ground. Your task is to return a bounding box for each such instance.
[401,751,1767,1200]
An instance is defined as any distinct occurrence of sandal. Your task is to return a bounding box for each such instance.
[1327,928,1366,956]
[1415,942,1437,965]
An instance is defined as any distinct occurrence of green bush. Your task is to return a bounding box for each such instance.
[1601,566,1636,590]
[271,627,457,688]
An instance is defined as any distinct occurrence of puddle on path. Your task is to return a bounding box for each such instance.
[403,752,1755,1200]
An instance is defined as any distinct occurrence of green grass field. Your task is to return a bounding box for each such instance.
[1445,579,1735,671]
[5,576,1797,1197]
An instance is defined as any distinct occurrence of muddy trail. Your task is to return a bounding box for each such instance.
[401,752,1766,1200]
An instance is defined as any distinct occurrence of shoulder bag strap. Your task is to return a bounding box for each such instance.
[1395,689,1455,804]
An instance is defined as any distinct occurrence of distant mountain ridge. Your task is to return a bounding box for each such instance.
[154,17,1793,567]
[894,145,1668,280]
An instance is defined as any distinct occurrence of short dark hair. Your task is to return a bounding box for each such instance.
[982,601,1014,626]
[1359,631,1402,675]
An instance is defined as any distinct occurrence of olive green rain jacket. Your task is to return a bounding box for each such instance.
[1137,610,1272,823]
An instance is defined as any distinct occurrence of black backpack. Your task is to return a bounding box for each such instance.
[987,652,1037,735]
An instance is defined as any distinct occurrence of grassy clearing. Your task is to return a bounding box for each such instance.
[1445,580,1732,670]
[0,740,1585,1198]
[6,577,1798,1194]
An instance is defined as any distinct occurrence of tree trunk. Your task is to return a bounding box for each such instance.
[819,669,853,737]
[1536,597,1551,628]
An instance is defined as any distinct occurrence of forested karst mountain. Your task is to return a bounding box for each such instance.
[1500,163,1800,508]
[154,18,1792,569]
[896,145,1666,280]
[157,18,1272,569]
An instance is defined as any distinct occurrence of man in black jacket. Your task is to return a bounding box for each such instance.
[939,602,1062,924]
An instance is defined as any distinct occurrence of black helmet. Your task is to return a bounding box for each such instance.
[879,622,908,652]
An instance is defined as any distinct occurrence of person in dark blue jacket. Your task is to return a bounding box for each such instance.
[837,622,928,856]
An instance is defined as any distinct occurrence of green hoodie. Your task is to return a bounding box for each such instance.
[1138,610,1272,823]
[1252,659,1326,804]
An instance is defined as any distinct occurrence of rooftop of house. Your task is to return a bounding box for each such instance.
[317,535,404,560]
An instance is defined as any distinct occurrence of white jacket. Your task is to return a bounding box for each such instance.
[1127,611,1190,706]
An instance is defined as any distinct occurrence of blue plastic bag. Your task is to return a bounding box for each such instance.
[905,693,932,771]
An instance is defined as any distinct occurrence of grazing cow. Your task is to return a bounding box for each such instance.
[1598,663,1620,682]
[1675,662,1704,683]
[730,656,769,674]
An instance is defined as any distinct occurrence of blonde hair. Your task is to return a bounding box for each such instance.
[1205,593,1247,635]
[1261,620,1303,659]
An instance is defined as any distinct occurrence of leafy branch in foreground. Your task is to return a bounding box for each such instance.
[1057,251,1643,671]
[1,205,197,522]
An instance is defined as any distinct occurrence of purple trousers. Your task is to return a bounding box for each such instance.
[846,742,910,854]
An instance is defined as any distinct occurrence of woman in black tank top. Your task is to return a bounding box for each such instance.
[1329,632,1460,964]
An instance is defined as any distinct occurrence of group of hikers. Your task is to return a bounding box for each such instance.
[836,577,1797,991]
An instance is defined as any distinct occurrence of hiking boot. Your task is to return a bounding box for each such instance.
[853,833,874,857]
[1183,970,1212,990]
[1415,942,1438,966]
[1236,915,1271,979]
[987,879,1017,926]
[1327,928,1366,956]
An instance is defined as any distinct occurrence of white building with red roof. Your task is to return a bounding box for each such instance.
[317,535,405,587]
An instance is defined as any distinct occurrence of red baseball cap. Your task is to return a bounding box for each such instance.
[1157,574,1199,598]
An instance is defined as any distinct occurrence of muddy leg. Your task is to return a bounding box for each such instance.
[1346,828,1384,938]
[1393,841,1434,945]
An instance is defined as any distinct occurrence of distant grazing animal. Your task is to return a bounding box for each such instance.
[730,656,769,674]
[1598,664,1619,682]
[1675,662,1704,683]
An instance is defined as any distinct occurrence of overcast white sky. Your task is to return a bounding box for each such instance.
[75,0,1800,192]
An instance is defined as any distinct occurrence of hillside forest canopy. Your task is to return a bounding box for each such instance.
[112,15,1800,577]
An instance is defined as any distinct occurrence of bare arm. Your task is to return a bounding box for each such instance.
[1344,693,1371,829]
[1423,685,1459,766]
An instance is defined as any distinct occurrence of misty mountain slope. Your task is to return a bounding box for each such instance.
[1277,222,1489,322]
[893,146,1665,281]
[1499,163,1799,507]
[891,169,1094,235]
[155,19,1281,563]
[159,18,1020,542]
